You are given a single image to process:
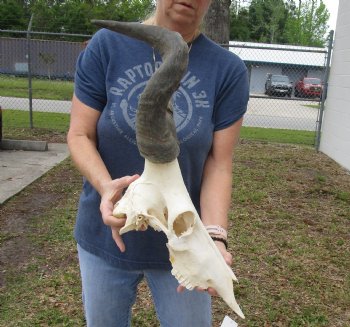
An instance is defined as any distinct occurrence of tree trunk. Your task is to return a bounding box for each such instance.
[203,0,231,44]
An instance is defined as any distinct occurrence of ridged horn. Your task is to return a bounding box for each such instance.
[92,20,189,163]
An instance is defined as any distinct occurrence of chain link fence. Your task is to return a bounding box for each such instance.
[0,29,333,146]
[227,35,333,149]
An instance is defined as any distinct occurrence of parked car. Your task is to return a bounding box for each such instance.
[265,74,293,97]
[294,77,323,98]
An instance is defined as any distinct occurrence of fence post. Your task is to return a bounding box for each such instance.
[27,14,34,129]
[0,106,2,143]
[315,30,334,151]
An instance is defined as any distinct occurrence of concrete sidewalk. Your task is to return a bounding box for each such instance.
[0,143,70,204]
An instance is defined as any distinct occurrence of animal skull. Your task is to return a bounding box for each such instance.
[92,20,245,319]
[114,159,245,318]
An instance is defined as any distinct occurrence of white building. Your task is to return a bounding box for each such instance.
[320,0,350,171]
[229,41,328,94]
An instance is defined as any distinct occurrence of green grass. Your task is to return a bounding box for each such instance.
[0,75,74,100]
[240,126,315,146]
[2,109,70,142]
[2,73,348,327]
[2,110,316,146]
[2,109,70,131]
[304,104,321,109]
[1,144,349,327]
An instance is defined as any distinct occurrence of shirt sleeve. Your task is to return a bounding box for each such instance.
[74,34,107,112]
[213,63,249,131]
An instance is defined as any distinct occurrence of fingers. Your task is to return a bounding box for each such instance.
[99,195,115,221]
[108,174,139,203]
[99,174,140,252]
[101,204,126,251]
[177,285,207,294]
[111,226,126,252]
[177,284,218,296]
[176,243,234,296]
[206,287,218,296]
[214,240,233,266]
[100,195,125,225]
[177,285,185,293]
[223,251,233,266]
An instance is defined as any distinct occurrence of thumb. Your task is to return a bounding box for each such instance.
[109,174,139,202]
[117,174,139,189]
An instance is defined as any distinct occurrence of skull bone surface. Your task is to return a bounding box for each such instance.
[114,159,245,319]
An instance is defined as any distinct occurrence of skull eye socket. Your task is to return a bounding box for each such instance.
[172,211,195,237]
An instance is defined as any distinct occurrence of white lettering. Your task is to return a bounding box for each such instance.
[110,87,124,96]
[125,69,137,83]
[117,77,132,89]
[192,91,207,99]
[195,100,210,108]
[182,72,200,89]
[134,65,144,78]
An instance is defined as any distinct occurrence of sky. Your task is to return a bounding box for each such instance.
[322,0,339,31]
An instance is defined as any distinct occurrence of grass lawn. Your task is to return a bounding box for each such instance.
[0,141,349,326]
[2,109,316,146]
[2,76,348,326]
[0,75,74,100]
[1,110,70,142]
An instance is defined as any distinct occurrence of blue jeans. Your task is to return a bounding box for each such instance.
[77,245,212,327]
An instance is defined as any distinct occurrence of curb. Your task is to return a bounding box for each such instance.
[0,139,48,151]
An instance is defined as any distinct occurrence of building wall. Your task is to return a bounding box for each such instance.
[320,0,350,171]
[307,69,324,80]
[250,65,280,94]
[248,64,324,94]
[282,66,306,85]
[0,37,84,79]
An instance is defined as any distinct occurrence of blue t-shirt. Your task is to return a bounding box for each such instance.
[74,28,249,270]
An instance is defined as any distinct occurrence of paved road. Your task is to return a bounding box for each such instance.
[1,96,71,113]
[1,96,320,131]
[245,96,320,131]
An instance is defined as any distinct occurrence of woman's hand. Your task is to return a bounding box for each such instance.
[99,174,139,252]
[215,240,233,266]
[176,240,233,296]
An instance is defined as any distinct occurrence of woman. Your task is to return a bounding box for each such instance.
[67,1,249,326]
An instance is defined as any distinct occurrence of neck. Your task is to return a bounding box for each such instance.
[143,17,199,43]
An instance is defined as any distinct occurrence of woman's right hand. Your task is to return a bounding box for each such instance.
[99,175,139,252]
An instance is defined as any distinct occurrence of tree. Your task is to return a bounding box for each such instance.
[9,0,154,36]
[230,6,250,41]
[0,0,28,30]
[229,0,329,46]
[248,0,289,43]
[285,0,329,46]
[0,0,330,47]
[203,0,232,44]
[112,0,155,22]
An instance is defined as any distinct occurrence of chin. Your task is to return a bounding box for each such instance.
[168,13,196,28]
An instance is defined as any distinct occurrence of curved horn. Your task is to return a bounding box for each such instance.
[92,20,189,163]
